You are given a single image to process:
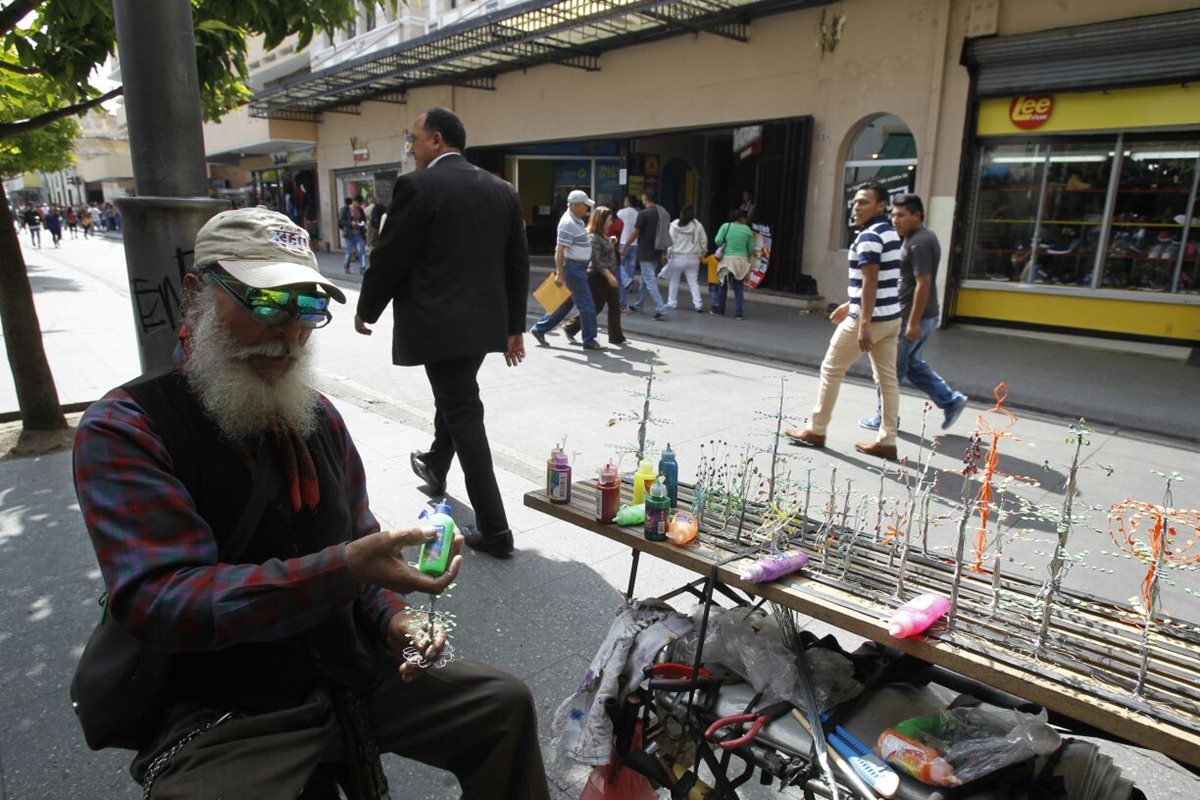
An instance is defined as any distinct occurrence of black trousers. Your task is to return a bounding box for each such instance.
[423,355,509,535]
[143,660,550,799]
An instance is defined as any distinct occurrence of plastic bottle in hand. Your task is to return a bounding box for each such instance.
[417,502,456,576]
[888,593,951,638]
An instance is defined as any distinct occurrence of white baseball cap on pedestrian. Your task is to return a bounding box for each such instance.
[567,189,594,208]
[193,206,347,303]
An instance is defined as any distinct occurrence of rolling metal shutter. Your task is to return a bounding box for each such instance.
[963,9,1200,97]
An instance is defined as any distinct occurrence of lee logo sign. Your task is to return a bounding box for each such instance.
[1009,95,1054,130]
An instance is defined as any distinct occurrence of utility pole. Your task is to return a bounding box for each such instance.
[112,0,228,372]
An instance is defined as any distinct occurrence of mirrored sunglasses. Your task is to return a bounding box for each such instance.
[204,270,332,329]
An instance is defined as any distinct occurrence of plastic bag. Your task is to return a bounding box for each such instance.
[878,706,1061,787]
[690,608,860,711]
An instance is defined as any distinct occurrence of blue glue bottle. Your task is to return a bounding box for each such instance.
[417,501,456,576]
[658,443,679,507]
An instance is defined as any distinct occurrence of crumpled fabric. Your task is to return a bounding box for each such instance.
[550,599,693,769]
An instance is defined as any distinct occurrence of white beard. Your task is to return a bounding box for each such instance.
[183,288,319,442]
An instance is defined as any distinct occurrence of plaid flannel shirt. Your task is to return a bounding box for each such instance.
[73,387,407,652]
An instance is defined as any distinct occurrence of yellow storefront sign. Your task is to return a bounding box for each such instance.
[978,84,1200,136]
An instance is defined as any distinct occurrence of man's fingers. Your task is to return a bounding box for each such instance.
[387,526,438,548]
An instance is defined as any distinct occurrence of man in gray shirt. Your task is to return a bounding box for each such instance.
[860,193,967,431]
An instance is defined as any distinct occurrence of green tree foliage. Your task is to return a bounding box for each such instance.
[0,0,398,138]
[0,67,79,177]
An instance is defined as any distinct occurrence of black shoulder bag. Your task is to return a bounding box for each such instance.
[71,444,275,751]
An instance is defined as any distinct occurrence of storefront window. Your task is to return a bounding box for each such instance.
[841,114,917,246]
[965,136,1200,294]
[1102,141,1200,293]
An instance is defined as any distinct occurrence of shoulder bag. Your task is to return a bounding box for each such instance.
[71,443,274,751]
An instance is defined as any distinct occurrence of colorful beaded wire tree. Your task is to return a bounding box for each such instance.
[1107,472,1200,695]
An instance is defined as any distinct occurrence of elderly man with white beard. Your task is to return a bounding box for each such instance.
[71,207,550,799]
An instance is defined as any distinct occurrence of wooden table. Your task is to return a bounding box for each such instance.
[525,481,1200,769]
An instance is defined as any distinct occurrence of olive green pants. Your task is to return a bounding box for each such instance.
[141,660,549,800]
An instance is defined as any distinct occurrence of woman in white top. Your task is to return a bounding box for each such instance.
[660,205,708,312]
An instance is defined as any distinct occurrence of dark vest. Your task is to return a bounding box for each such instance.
[122,369,380,713]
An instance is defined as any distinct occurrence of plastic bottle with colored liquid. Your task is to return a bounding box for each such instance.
[631,458,657,505]
[417,502,456,576]
[644,477,670,542]
[596,461,621,522]
[657,443,679,507]
[548,452,571,504]
[888,593,951,638]
[545,444,562,494]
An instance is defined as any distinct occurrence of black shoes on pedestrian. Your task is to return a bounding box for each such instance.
[460,525,514,558]
[410,450,447,498]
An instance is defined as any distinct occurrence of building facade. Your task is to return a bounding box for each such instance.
[204,0,1200,346]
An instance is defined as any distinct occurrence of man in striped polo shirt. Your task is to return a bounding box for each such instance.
[786,181,903,459]
[529,189,602,349]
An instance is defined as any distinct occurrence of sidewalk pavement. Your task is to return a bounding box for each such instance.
[317,252,1200,443]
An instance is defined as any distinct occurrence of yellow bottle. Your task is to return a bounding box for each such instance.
[631,458,656,505]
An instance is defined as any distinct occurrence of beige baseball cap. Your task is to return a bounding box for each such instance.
[193,207,346,303]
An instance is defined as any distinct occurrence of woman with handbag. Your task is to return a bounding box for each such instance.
[563,206,626,345]
[709,208,754,319]
[660,205,707,312]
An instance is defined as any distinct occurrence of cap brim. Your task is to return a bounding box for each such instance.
[218,260,347,304]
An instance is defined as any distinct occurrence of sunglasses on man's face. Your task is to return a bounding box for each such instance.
[203,271,332,329]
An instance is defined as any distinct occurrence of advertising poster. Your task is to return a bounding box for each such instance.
[747,223,772,288]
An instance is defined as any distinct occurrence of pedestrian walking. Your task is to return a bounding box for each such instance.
[710,209,754,319]
[615,194,640,311]
[624,188,670,320]
[339,197,367,274]
[561,205,626,346]
[22,202,41,248]
[528,190,603,350]
[81,206,94,238]
[859,193,968,432]
[367,195,385,255]
[66,205,78,238]
[661,205,707,312]
[71,206,549,799]
[45,205,63,247]
[357,107,530,558]
[785,181,903,460]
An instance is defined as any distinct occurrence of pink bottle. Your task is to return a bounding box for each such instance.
[887,593,951,638]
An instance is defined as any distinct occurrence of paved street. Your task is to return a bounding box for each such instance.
[1,235,1198,798]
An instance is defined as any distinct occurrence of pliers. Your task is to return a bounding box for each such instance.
[703,700,793,750]
[644,662,718,692]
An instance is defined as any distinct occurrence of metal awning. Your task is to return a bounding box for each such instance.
[250,0,829,120]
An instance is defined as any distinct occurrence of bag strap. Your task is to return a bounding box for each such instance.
[221,439,276,562]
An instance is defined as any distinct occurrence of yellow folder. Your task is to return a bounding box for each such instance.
[532,271,572,313]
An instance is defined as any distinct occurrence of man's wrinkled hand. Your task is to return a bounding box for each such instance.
[387,608,448,682]
[505,334,525,367]
[905,322,921,342]
[345,527,462,595]
[354,315,372,336]
[829,303,849,325]
[554,273,564,288]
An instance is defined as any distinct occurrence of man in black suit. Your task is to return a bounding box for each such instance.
[356,107,529,558]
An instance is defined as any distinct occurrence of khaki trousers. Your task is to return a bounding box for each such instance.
[143,659,549,800]
[810,316,901,447]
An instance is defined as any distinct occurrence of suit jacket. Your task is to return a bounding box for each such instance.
[357,154,530,366]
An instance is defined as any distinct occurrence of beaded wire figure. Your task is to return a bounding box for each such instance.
[1108,472,1200,695]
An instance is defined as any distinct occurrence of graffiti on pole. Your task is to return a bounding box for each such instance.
[132,246,192,335]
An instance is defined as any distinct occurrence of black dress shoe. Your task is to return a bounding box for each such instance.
[460,525,514,558]
[409,450,446,497]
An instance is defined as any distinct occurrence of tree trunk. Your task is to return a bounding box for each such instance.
[0,181,67,431]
